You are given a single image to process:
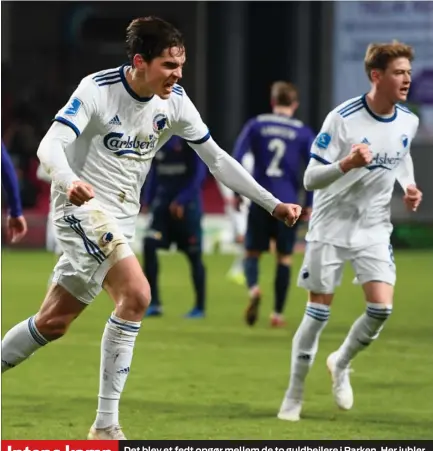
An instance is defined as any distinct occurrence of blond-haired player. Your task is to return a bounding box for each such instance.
[278,41,423,421]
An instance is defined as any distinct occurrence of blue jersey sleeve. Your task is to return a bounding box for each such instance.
[1,142,23,217]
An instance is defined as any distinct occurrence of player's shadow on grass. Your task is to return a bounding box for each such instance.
[6,394,432,431]
[4,394,273,421]
[301,410,433,430]
[176,330,294,351]
[129,399,274,420]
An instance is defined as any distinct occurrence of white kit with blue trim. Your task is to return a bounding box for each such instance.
[306,94,419,248]
[51,64,210,236]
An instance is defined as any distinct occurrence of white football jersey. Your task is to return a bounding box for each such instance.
[51,64,209,237]
[306,95,419,248]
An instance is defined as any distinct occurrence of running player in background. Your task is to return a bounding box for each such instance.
[278,41,423,422]
[1,17,302,439]
[142,135,207,318]
[1,141,28,243]
[36,164,63,255]
[233,82,314,328]
[217,152,255,285]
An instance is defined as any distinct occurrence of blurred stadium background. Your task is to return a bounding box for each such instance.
[1,1,433,440]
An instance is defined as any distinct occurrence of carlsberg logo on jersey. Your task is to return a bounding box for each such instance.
[368,152,402,170]
[103,112,169,157]
[103,132,158,157]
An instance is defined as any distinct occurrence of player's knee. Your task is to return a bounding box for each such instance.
[185,249,203,263]
[118,281,152,317]
[246,250,261,259]
[362,281,394,305]
[277,254,292,266]
[309,291,334,306]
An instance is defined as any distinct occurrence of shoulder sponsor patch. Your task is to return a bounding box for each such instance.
[315,132,331,150]
[64,97,82,116]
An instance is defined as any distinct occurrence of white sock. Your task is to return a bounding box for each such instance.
[94,313,141,429]
[229,253,244,275]
[285,302,330,401]
[1,316,49,373]
[336,302,392,369]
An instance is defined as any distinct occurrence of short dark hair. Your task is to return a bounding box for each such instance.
[125,16,185,64]
[270,81,299,107]
[364,40,414,81]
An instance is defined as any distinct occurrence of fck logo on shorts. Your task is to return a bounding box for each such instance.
[102,232,114,244]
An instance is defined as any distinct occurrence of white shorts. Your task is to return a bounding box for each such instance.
[297,241,396,294]
[51,204,134,304]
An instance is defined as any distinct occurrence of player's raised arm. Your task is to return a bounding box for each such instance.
[173,92,301,226]
[37,78,99,204]
[304,111,373,191]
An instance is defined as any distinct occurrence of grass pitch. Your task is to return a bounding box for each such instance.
[2,250,432,439]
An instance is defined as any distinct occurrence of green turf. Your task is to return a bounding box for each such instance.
[1,250,433,440]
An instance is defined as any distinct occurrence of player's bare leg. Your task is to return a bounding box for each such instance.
[1,284,87,372]
[88,249,151,440]
[328,281,393,410]
[270,253,292,328]
[278,291,333,421]
[244,250,262,326]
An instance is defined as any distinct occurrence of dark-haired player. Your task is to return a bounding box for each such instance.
[1,17,302,438]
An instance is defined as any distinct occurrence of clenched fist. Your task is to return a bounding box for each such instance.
[272,203,303,227]
[6,215,28,243]
[403,184,422,212]
[340,143,373,172]
[67,180,95,206]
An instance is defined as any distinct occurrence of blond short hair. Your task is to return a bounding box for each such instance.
[364,40,414,81]
[270,81,299,106]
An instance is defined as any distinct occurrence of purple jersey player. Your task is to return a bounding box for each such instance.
[233,82,315,328]
[1,141,28,243]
